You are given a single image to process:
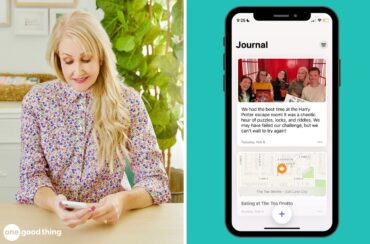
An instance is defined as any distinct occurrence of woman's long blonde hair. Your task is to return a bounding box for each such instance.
[46,10,130,172]
[297,66,310,87]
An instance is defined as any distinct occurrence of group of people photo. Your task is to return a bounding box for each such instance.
[238,59,327,103]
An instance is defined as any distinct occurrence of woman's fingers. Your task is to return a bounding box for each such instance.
[64,209,95,228]
[91,200,120,224]
[61,207,89,221]
[91,207,110,220]
[52,196,96,228]
[54,194,67,210]
[93,211,116,224]
[91,202,110,219]
[61,207,94,227]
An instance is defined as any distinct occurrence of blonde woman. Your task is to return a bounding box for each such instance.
[288,66,310,98]
[16,10,170,228]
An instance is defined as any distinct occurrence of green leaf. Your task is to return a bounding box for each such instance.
[153,124,165,135]
[101,17,118,37]
[171,0,184,35]
[157,113,179,139]
[153,33,166,45]
[117,52,143,70]
[168,83,183,104]
[151,73,171,88]
[159,53,179,76]
[149,101,170,126]
[148,56,160,70]
[154,44,166,55]
[173,42,183,61]
[142,91,156,110]
[157,136,176,151]
[135,19,152,42]
[146,69,158,80]
[97,0,124,15]
[117,10,125,24]
[133,11,148,26]
[143,26,161,44]
[115,35,136,52]
[171,103,182,119]
[153,3,164,21]
[133,0,147,11]
[139,59,148,76]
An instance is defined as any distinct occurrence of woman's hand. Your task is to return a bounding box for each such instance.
[91,192,126,225]
[51,194,96,228]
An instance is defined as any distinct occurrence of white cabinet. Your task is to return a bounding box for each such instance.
[0,102,21,202]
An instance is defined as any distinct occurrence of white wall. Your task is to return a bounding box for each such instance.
[0,0,184,169]
[0,0,98,73]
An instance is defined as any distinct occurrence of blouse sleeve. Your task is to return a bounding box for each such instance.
[15,88,55,204]
[127,88,171,204]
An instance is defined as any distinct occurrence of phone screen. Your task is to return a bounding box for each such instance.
[226,8,338,235]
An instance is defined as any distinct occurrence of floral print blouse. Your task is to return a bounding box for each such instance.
[15,79,170,204]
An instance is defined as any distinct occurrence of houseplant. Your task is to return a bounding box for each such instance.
[96,0,184,202]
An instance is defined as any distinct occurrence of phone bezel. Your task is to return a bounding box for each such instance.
[224,7,339,237]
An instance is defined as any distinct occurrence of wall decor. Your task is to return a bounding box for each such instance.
[0,0,10,27]
[14,8,48,36]
[15,0,76,8]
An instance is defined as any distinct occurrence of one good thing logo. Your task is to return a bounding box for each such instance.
[3,224,20,241]
[3,224,62,242]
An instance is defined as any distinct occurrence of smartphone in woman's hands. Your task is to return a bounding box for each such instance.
[61,200,88,210]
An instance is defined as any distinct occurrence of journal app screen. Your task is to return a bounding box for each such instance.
[231,13,333,231]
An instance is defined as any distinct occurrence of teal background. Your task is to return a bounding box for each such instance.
[188,0,370,242]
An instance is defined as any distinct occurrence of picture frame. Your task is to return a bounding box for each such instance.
[14,8,49,36]
[15,0,76,8]
[49,9,74,33]
[0,0,10,27]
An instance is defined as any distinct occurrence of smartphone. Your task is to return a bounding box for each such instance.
[61,200,88,210]
[225,7,339,236]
